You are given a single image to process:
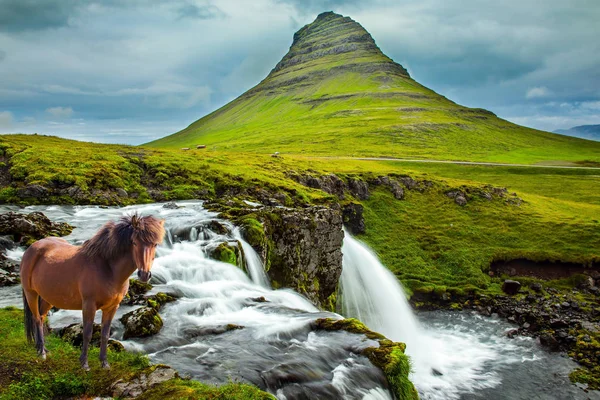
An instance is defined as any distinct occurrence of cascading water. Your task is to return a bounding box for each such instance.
[0,202,592,400]
[339,232,591,400]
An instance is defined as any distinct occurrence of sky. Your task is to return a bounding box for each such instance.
[0,0,599,145]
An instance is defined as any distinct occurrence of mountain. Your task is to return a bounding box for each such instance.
[554,125,600,142]
[147,12,600,164]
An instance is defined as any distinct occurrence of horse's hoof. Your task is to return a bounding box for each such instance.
[101,362,110,370]
[81,363,90,372]
[40,353,46,360]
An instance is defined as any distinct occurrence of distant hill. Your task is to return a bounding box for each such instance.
[147,12,600,164]
[554,125,600,142]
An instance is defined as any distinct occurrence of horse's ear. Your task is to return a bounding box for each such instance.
[131,214,140,229]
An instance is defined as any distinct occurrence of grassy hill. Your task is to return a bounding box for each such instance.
[146,12,600,165]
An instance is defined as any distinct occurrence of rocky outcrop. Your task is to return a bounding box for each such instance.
[0,211,73,246]
[501,279,521,295]
[120,306,163,339]
[342,202,365,234]
[241,206,344,309]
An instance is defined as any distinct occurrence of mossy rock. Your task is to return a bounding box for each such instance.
[363,341,419,400]
[313,317,385,341]
[120,306,164,340]
[313,318,418,399]
[147,292,177,310]
[209,242,239,266]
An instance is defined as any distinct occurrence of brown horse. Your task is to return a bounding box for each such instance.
[20,213,165,370]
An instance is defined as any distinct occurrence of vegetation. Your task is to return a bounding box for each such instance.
[0,307,273,400]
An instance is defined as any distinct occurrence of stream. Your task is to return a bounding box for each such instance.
[0,202,596,400]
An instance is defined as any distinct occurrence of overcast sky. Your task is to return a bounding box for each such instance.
[0,0,599,144]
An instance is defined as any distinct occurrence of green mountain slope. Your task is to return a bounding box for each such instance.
[147,12,600,164]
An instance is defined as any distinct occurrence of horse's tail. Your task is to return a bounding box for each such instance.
[23,290,36,343]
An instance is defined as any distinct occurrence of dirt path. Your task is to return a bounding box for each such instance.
[317,157,600,170]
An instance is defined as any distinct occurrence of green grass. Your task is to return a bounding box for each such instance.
[0,307,273,400]
[145,13,600,165]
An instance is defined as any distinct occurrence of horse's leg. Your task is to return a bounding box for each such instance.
[99,306,118,369]
[79,301,96,371]
[23,289,46,359]
[39,298,53,355]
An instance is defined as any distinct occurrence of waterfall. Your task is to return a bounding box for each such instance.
[233,227,271,289]
[340,232,430,377]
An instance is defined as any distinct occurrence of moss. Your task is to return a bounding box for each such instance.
[570,367,600,390]
[313,318,385,341]
[363,341,419,400]
[211,242,238,266]
[240,217,265,248]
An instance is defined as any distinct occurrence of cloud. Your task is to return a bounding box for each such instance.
[176,3,226,20]
[46,106,74,118]
[0,111,13,130]
[526,86,551,99]
[0,0,79,32]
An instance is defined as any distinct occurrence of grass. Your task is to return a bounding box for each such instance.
[0,307,274,400]
[145,13,600,165]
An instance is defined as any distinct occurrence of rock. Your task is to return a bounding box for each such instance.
[0,265,20,286]
[57,322,124,352]
[389,180,405,200]
[254,206,343,309]
[506,329,519,338]
[561,302,571,308]
[502,280,521,295]
[454,195,467,206]
[162,201,180,209]
[208,220,229,235]
[16,184,48,199]
[530,282,543,292]
[250,296,268,303]
[539,332,560,351]
[579,276,596,290]
[116,188,128,198]
[347,178,370,200]
[0,211,73,246]
[120,306,163,339]
[342,203,365,234]
[208,242,243,267]
[122,279,153,305]
[112,366,177,398]
[0,235,16,252]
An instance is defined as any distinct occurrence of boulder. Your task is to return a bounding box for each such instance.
[120,306,163,339]
[454,195,467,206]
[16,184,48,199]
[58,323,124,352]
[389,180,405,200]
[0,211,73,246]
[501,280,521,295]
[112,366,177,398]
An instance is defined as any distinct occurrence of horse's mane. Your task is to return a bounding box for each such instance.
[80,213,165,261]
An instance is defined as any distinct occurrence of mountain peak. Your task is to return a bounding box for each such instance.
[269,12,409,78]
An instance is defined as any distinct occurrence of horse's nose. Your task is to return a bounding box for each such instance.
[137,270,152,283]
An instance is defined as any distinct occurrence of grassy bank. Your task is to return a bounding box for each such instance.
[0,307,273,400]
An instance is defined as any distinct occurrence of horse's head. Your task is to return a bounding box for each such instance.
[130,215,165,283]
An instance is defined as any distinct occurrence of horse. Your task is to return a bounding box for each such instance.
[20,213,165,370]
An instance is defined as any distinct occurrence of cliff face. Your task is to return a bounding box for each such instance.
[239,206,344,310]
